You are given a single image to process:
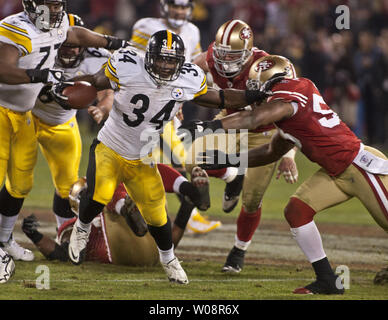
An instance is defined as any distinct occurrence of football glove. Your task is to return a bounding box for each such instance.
[50,81,74,110]
[177,119,223,142]
[197,150,241,170]
[245,71,288,105]
[26,68,64,84]
[104,35,131,50]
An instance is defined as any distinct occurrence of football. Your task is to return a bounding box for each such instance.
[62,81,97,109]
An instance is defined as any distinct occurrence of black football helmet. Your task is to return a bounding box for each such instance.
[145,30,185,84]
[160,0,193,29]
[23,0,66,31]
[56,14,85,68]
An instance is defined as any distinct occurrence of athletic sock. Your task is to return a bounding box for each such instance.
[236,206,262,246]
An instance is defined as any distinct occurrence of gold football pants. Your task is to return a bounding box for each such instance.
[88,140,167,227]
[293,146,388,232]
[33,115,82,199]
[0,106,37,198]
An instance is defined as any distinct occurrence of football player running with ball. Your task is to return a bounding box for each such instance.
[0,0,129,283]
[59,30,272,284]
[130,0,222,235]
[195,55,388,294]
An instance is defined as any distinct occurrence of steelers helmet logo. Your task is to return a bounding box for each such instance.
[172,87,184,99]
[256,60,275,72]
[240,27,252,40]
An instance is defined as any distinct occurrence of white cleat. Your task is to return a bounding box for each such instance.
[161,257,189,284]
[1,236,34,261]
[187,210,221,234]
[68,221,90,265]
[0,253,15,284]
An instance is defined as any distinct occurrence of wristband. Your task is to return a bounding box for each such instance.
[24,229,44,244]
[282,148,296,159]
[219,90,225,109]
[26,68,47,83]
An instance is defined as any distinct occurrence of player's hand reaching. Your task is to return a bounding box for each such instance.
[88,106,105,124]
[50,81,74,110]
[276,156,298,184]
[197,150,241,170]
[104,35,131,50]
[22,214,40,237]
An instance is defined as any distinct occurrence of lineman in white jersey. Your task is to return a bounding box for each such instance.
[130,0,221,237]
[64,30,269,283]
[32,13,113,230]
[0,0,129,282]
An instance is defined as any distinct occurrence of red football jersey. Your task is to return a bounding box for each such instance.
[267,77,361,176]
[206,43,274,133]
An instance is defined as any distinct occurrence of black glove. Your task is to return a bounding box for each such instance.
[22,214,43,244]
[177,119,223,142]
[26,68,64,84]
[245,72,288,105]
[49,81,74,110]
[104,35,130,50]
[196,150,241,170]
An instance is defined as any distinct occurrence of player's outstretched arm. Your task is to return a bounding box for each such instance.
[192,87,272,110]
[65,26,129,50]
[0,42,63,85]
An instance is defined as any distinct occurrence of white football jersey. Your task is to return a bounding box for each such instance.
[130,18,201,62]
[0,12,69,112]
[98,47,207,160]
[32,48,111,126]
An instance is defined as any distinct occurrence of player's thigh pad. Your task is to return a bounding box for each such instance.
[4,109,37,197]
[335,146,388,231]
[34,116,81,198]
[87,141,121,205]
[293,168,351,213]
[122,161,167,227]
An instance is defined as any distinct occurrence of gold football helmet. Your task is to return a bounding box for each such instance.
[68,177,87,215]
[247,55,297,90]
[213,19,253,78]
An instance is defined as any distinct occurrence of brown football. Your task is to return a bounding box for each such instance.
[62,81,97,109]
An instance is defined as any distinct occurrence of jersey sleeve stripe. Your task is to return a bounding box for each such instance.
[130,35,148,47]
[199,74,207,89]
[194,83,208,98]
[272,90,308,101]
[0,26,32,54]
[107,58,117,74]
[132,29,151,38]
[1,22,29,36]
[104,66,120,85]
[68,13,75,26]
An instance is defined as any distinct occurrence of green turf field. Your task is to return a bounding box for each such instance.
[4,125,388,301]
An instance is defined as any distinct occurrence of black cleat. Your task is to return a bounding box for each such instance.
[223,174,244,213]
[293,276,345,294]
[221,246,245,273]
[374,267,388,285]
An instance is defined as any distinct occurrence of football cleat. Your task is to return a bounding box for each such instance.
[68,221,90,265]
[223,174,244,213]
[161,257,189,284]
[374,267,388,285]
[0,253,15,284]
[120,195,148,237]
[0,235,34,261]
[221,246,245,273]
[186,210,221,234]
[190,166,210,211]
[293,277,345,295]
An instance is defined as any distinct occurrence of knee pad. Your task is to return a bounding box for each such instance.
[284,197,316,228]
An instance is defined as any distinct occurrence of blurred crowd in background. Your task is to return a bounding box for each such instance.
[1,0,388,148]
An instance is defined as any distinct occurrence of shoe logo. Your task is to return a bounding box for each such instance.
[69,247,79,262]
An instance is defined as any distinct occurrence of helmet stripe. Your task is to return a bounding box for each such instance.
[166,30,172,49]
[221,20,239,46]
